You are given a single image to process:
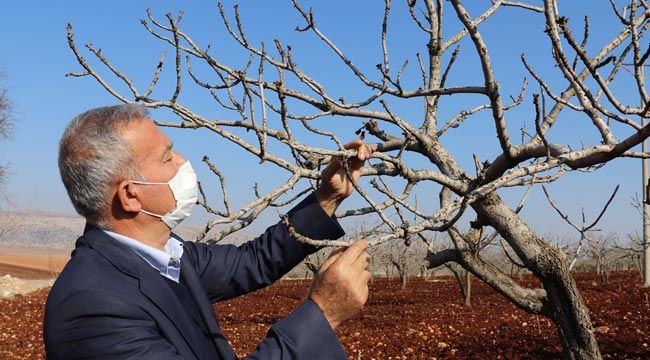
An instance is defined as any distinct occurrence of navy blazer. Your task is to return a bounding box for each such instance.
[44,194,348,359]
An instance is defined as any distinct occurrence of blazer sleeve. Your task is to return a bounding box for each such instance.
[44,290,186,360]
[183,193,345,302]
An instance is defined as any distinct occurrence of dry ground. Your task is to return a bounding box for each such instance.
[0,267,648,359]
[0,246,69,301]
[0,245,69,276]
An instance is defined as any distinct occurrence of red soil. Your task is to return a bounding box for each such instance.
[1,271,648,359]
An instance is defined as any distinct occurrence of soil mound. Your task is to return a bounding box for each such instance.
[0,274,53,300]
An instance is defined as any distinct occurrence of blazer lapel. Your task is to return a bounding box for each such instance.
[180,253,237,359]
[139,267,204,359]
[82,225,203,359]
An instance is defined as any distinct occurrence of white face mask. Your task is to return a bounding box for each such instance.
[130,161,198,229]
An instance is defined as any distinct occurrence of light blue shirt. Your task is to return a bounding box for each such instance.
[103,230,184,283]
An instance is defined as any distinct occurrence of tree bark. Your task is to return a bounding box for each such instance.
[542,277,601,360]
[395,263,408,290]
[400,272,408,290]
[473,192,601,359]
[464,270,472,307]
[448,265,466,302]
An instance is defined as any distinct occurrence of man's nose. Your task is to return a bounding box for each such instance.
[174,151,187,165]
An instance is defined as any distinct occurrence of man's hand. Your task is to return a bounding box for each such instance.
[315,140,377,216]
[308,240,371,330]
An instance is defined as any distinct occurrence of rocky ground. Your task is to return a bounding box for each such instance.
[0,274,53,300]
[0,271,648,359]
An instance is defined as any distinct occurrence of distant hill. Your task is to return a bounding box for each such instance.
[0,210,85,249]
[0,209,405,281]
[0,210,258,249]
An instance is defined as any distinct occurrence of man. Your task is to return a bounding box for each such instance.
[44,104,375,359]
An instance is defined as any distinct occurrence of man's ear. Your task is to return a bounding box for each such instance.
[115,180,142,214]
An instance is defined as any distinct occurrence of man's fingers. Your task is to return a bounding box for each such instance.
[319,141,376,198]
[353,252,371,270]
[366,144,377,159]
[330,246,347,257]
[332,141,375,168]
[359,144,374,161]
[360,269,371,284]
[321,153,348,179]
[344,140,376,161]
[335,240,368,265]
[348,145,373,172]
[321,160,340,180]
[352,143,375,162]
[320,246,345,272]
[343,139,363,150]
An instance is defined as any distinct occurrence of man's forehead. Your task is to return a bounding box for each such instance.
[121,117,170,155]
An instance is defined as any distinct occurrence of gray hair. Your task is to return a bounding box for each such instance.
[59,104,149,228]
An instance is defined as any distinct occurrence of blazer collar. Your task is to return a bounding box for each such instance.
[79,224,141,278]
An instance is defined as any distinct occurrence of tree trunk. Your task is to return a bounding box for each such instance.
[473,192,601,359]
[446,264,470,306]
[595,257,603,284]
[305,262,319,279]
[464,270,472,307]
[543,276,601,360]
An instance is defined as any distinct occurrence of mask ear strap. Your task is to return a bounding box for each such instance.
[130,180,169,185]
[140,209,164,219]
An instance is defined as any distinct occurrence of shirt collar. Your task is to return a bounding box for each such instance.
[102,230,184,283]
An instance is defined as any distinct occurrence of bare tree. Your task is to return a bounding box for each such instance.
[386,239,423,290]
[631,194,650,282]
[542,184,619,272]
[584,234,616,284]
[65,1,650,358]
[445,262,473,306]
[617,231,646,276]
[391,246,408,289]
[304,250,326,278]
[0,70,18,239]
[0,73,13,201]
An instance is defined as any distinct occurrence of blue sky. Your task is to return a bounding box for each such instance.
[0,1,644,242]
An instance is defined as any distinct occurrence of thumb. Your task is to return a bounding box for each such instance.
[319,246,346,272]
[321,157,342,180]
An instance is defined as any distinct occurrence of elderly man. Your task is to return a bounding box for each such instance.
[44,104,374,359]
